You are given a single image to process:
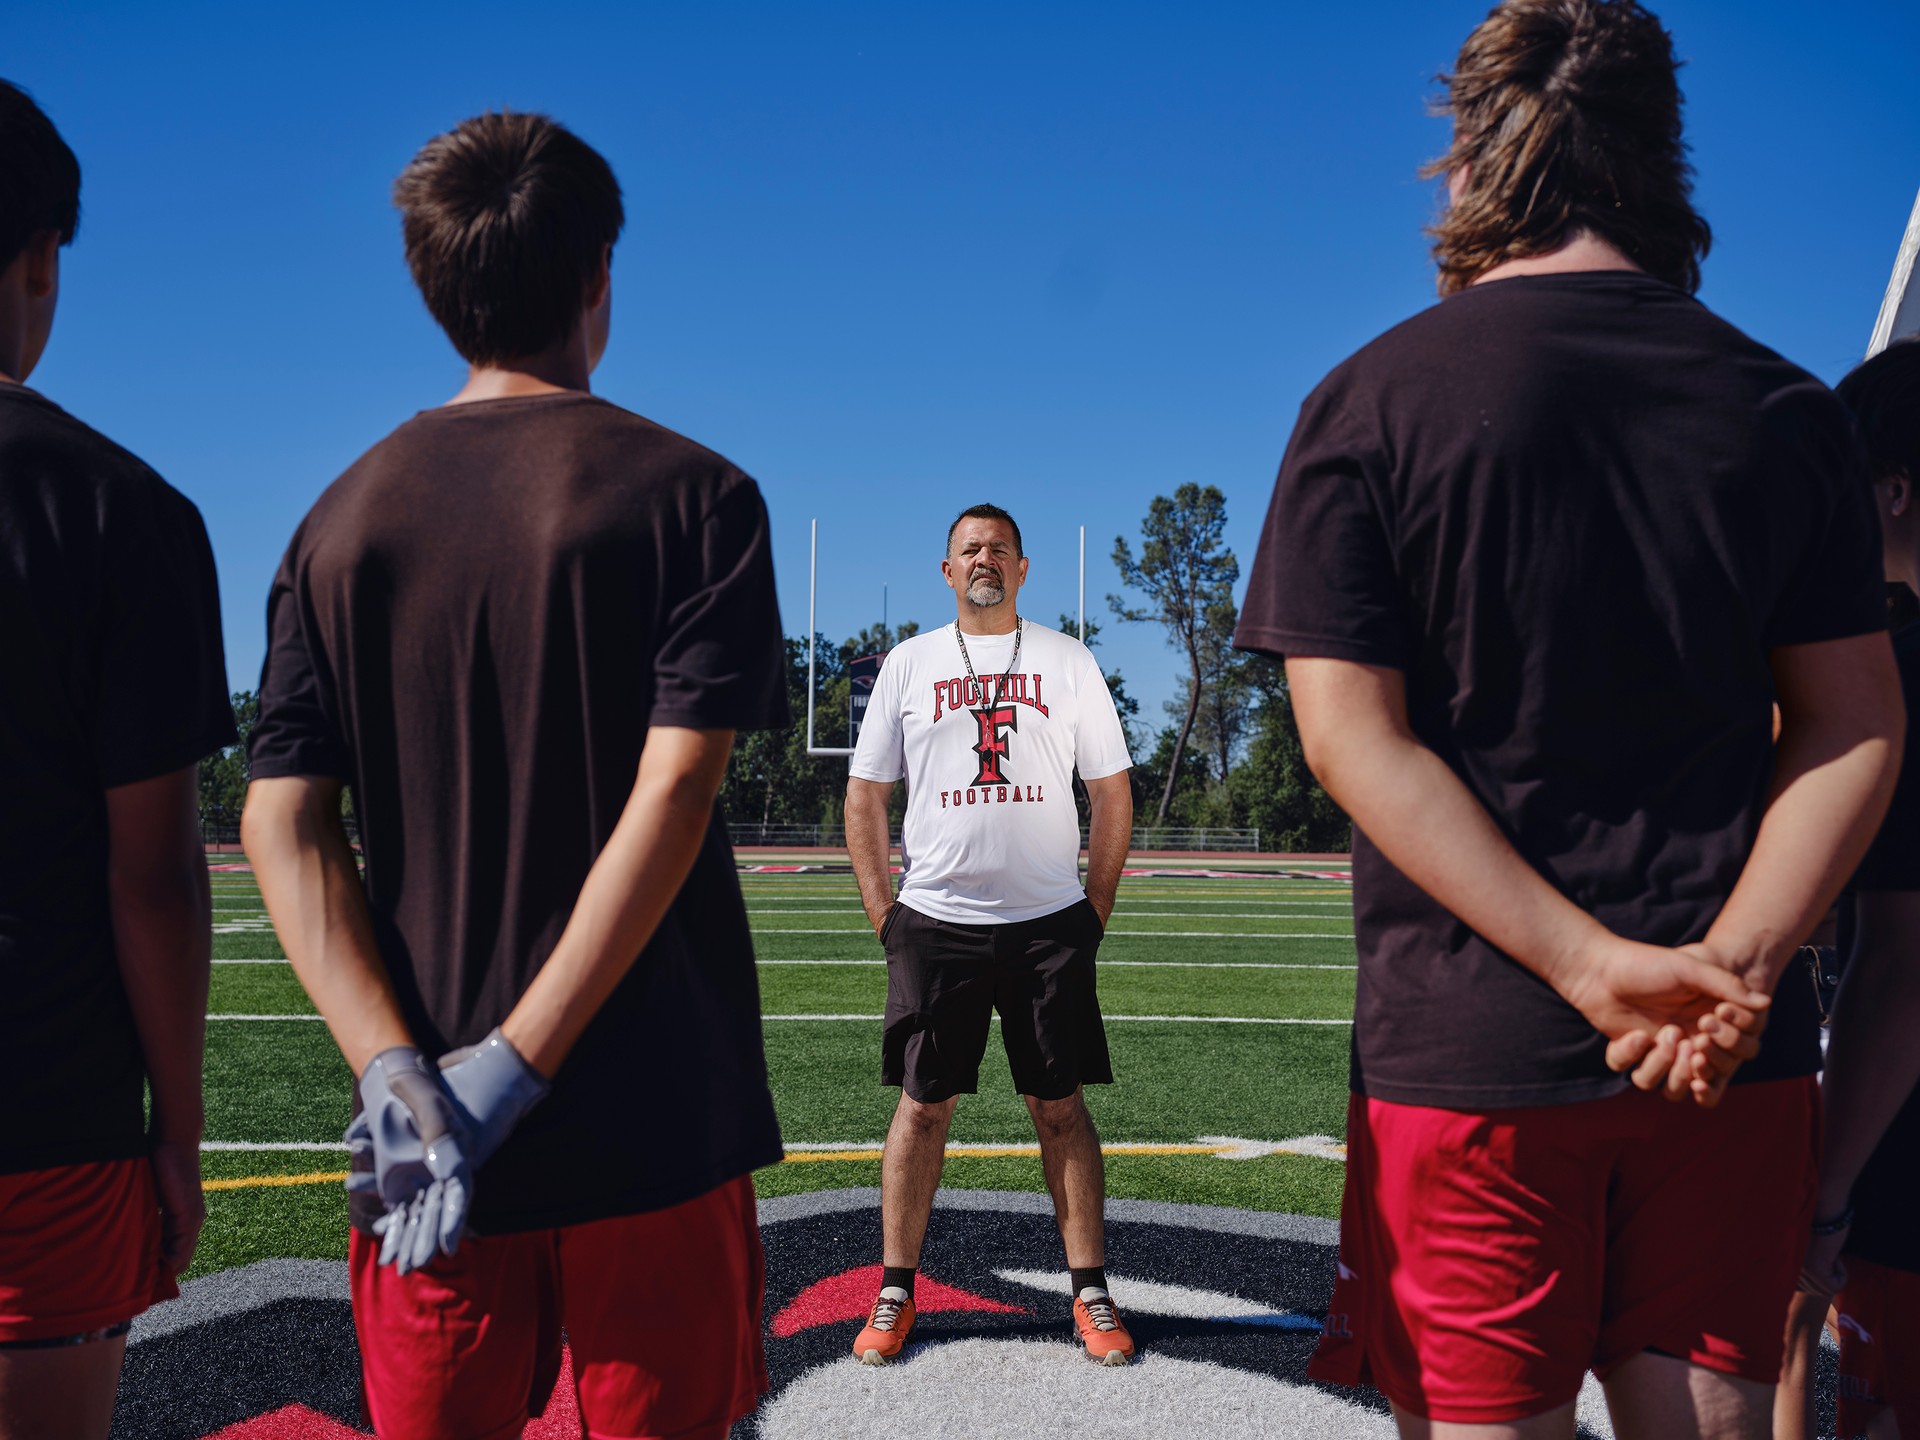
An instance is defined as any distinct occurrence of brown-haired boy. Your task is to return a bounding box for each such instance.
[243,111,787,1439]
[1236,2,1903,1434]
[0,78,232,1439]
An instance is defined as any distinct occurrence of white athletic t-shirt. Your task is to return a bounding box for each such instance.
[849,619,1132,924]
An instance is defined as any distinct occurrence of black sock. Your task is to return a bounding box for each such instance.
[1070,1266,1108,1297]
[880,1265,917,1297]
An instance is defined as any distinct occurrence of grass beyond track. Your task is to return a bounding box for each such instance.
[192,865,1357,1280]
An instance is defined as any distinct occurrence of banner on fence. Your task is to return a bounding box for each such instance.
[849,652,888,748]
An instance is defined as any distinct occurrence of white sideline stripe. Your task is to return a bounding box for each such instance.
[752,928,1354,939]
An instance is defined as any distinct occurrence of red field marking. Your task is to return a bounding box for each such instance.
[771,1264,1027,1338]
[206,1407,357,1439]
[205,1348,584,1438]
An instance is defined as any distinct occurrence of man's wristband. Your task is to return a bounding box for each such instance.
[1810,1205,1854,1237]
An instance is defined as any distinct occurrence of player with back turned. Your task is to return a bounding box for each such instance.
[1789,338,1920,1439]
[243,112,788,1439]
[0,80,233,1439]
[1235,2,1903,1436]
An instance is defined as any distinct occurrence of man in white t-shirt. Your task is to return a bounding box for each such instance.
[845,503,1136,1367]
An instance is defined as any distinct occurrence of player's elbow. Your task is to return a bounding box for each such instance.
[845,778,890,818]
[1294,716,1358,798]
[238,783,286,868]
[240,776,339,869]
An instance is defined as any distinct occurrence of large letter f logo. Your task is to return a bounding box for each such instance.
[970,705,1018,786]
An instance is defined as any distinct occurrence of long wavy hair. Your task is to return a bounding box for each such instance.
[1425,0,1711,295]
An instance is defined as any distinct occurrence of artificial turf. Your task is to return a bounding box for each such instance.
[184,867,1358,1283]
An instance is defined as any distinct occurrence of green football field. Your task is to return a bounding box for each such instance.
[193,864,1358,1280]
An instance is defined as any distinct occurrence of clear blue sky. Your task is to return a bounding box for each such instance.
[15,1,1919,736]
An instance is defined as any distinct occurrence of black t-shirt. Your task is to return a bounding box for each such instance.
[1842,618,1920,1274]
[1235,272,1884,1109]
[250,392,789,1233]
[0,382,235,1174]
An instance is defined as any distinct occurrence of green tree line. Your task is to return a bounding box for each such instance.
[200,490,1349,854]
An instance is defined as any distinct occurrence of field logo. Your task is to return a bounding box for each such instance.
[123,1190,1645,1438]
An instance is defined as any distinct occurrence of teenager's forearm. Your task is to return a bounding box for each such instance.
[107,770,212,1144]
[1703,728,1900,993]
[111,881,210,1142]
[1083,777,1132,918]
[1816,918,1920,1211]
[1711,635,1906,991]
[845,779,897,923]
[243,778,411,1076]
[500,729,733,1077]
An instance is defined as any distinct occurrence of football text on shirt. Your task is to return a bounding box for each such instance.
[930,673,1050,723]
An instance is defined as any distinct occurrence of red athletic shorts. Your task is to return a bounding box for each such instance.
[0,1158,176,1344]
[351,1174,768,1440]
[1833,1256,1920,1438]
[1308,1077,1818,1425]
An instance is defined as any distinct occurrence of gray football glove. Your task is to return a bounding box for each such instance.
[437,1027,550,1168]
[345,1046,474,1275]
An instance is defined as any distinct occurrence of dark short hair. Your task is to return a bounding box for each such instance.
[947,503,1023,556]
[1424,0,1711,295]
[1838,340,1920,485]
[0,79,80,274]
[392,112,624,365]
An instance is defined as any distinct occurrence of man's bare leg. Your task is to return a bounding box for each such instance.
[1603,1350,1771,1440]
[881,1092,958,1268]
[1026,1087,1105,1268]
[1388,1401,1577,1440]
[0,1335,126,1440]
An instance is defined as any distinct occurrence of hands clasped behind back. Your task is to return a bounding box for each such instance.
[1567,933,1771,1106]
[346,1029,548,1276]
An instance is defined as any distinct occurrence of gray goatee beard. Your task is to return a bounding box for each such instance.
[966,577,1006,606]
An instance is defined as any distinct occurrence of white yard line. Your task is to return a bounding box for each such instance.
[199,1136,1348,1161]
[743,900,1353,908]
[753,959,1357,970]
[202,1141,346,1151]
[211,957,1357,971]
[206,1013,325,1020]
[744,909,1351,919]
[751,928,1353,938]
[205,1012,1349,1024]
[761,1014,1351,1025]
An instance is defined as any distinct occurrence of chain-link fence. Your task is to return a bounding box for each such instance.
[725,824,1262,851]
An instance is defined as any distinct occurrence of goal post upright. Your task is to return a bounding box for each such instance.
[1869,184,1920,357]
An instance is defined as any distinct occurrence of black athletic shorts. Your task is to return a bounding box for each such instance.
[880,898,1113,1103]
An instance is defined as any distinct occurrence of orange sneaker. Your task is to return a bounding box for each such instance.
[853,1289,916,1365]
[1073,1291,1135,1365]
